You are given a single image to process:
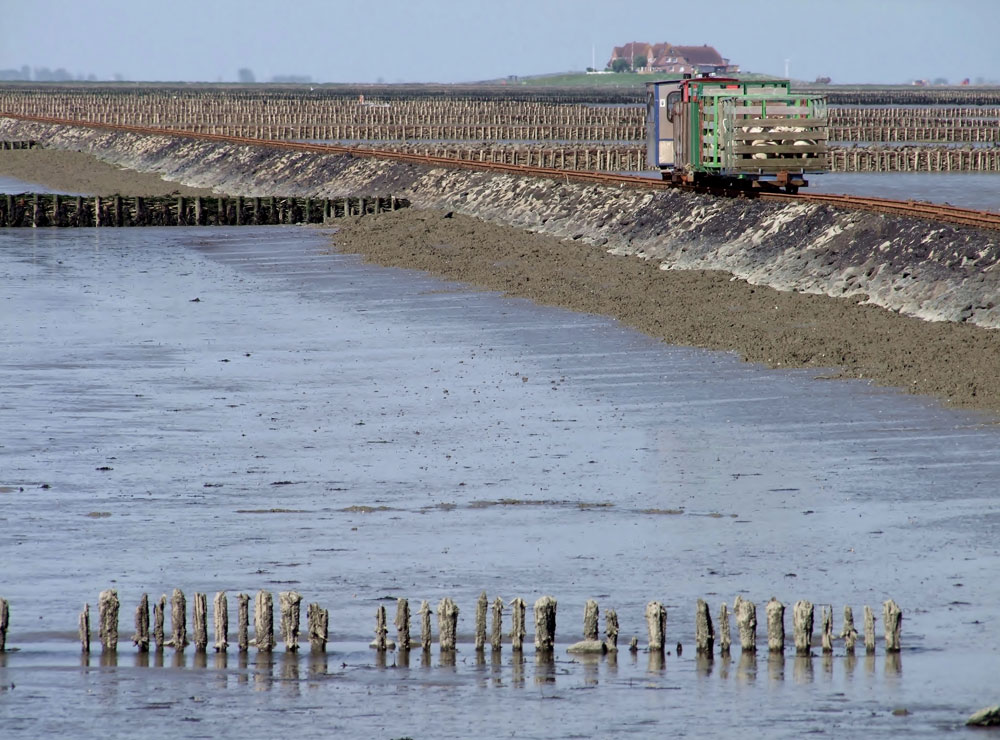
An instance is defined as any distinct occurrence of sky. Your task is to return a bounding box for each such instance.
[1,0,998,84]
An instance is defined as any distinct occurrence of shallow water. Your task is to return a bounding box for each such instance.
[1,226,999,737]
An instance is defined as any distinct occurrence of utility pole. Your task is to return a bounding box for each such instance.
[784,58,791,79]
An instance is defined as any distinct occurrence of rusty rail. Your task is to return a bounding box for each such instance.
[3,112,999,232]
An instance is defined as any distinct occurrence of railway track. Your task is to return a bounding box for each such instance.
[4,112,1000,232]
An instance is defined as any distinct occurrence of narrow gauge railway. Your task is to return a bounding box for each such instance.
[4,112,999,232]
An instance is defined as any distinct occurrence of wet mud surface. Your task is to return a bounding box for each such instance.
[2,226,999,737]
[332,209,1000,414]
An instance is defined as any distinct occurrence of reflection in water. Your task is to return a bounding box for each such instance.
[718,653,731,681]
[308,649,328,681]
[100,651,118,669]
[421,648,431,669]
[214,651,229,671]
[647,650,664,674]
[439,650,456,670]
[821,652,833,679]
[606,650,618,677]
[396,649,410,670]
[696,653,714,679]
[134,652,149,669]
[885,652,902,680]
[534,651,555,685]
[767,653,785,683]
[238,651,249,685]
[844,651,857,680]
[581,655,600,686]
[512,651,525,688]
[737,651,756,684]
[491,650,503,687]
[253,652,274,691]
[80,652,91,670]
[172,650,186,670]
[865,654,876,677]
[375,649,387,670]
[193,651,207,670]
[282,651,300,684]
[793,655,814,684]
[154,650,164,669]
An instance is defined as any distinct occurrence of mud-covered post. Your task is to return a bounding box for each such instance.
[437,598,459,652]
[696,599,714,654]
[279,591,302,651]
[394,598,410,651]
[153,595,166,650]
[99,589,119,652]
[583,599,599,641]
[370,604,393,650]
[237,593,250,652]
[171,588,188,650]
[132,594,150,652]
[474,591,488,651]
[510,598,526,651]
[864,605,876,654]
[193,592,208,651]
[418,600,432,650]
[883,600,902,652]
[604,608,619,653]
[841,606,858,652]
[793,600,813,656]
[821,605,834,653]
[645,601,666,652]
[719,603,732,654]
[568,599,605,654]
[766,598,784,653]
[735,597,756,653]
[254,590,274,652]
[79,603,90,652]
[213,592,228,652]
[533,596,557,653]
[307,603,328,650]
[0,597,8,651]
[490,597,503,651]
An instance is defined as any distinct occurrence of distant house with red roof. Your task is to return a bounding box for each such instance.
[607,42,739,75]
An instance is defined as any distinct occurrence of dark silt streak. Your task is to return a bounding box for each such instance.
[0,225,998,737]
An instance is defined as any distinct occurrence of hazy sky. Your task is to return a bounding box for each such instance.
[1,0,997,84]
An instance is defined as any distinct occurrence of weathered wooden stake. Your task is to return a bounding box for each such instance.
[279,591,302,651]
[735,597,756,653]
[132,593,149,652]
[307,603,328,651]
[237,593,250,652]
[437,598,459,651]
[568,599,605,654]
[98,589,119,652]
[533,596,557,652]
[418,599,432,650]
[604,608,619,653]
[841,606,858,652]
[510,598,526,651]
[153,595,166,650]
[645,601,666,652]
[475,591,488,651]
[696,598,714,654]
[490,597,503,651]
[719,603,732,653]
[766,598,785,653]
[213,592,228,652]
[79,603,90,653]
[370,604,394,650]
[192,593,208,651]
[821,605,834,653]
[171,588,188,650]
[394,598,410,651]
[864,605,876,654]
[883,600,902,652]
[793,600,814,656]
[254,590,274,652]
[0,597,8,652]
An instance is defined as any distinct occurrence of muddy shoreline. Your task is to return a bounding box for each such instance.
[1,144,998,415]
[329,209,1000,415]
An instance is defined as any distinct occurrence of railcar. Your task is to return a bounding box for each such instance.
[646,77,828,193]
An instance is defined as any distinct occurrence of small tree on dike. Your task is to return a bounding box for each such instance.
[611,58,630,73]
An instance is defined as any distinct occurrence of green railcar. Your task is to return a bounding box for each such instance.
[646,77,828,192]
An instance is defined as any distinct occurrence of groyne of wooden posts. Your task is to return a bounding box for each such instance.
[0,591,903,668]
[0,193,409,227]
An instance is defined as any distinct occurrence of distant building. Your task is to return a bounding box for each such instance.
[607,42,739,75]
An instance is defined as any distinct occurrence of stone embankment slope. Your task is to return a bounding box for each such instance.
[2,117,998,330]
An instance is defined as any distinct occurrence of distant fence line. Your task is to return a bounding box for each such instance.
[0,193,409,227]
